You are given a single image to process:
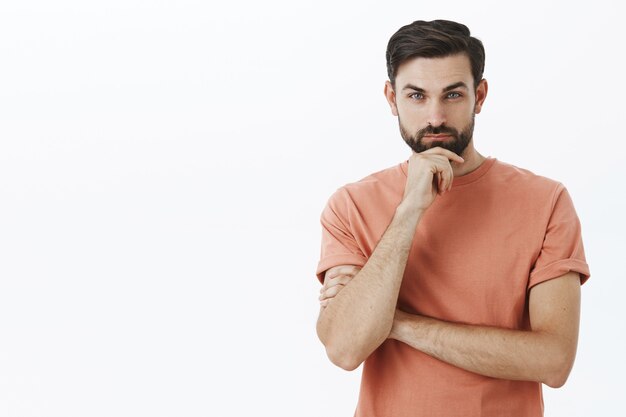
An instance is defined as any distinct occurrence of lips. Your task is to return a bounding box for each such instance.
[425,135,452,139]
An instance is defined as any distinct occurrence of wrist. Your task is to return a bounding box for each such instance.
[396,200,426,219]
[389,311,411,342]
[389,319,403,341]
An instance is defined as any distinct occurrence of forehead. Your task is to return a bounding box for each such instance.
[395,53,473,90]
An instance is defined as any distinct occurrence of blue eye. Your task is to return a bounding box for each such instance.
[447,92,462,99]
[409,92,424,100]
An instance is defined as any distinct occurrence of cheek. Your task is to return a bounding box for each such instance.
[451,106,474,122]
[397,106,427,124]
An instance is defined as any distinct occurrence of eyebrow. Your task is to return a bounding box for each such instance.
[401,81,469,93]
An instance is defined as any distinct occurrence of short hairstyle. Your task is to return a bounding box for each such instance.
[386,20,486,90]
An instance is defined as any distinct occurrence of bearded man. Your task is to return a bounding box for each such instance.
[315,19,590,417]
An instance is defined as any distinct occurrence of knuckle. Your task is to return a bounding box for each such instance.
[332,284,345,293]
[335,272,357,281]
[324,266,361,285]
[325,271,339,280]
[329,274,344,283]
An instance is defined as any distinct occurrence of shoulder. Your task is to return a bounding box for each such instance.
[326,161,405,208]
[490,159,565,200]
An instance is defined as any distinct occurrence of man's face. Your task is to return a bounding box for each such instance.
[384,53,486,157]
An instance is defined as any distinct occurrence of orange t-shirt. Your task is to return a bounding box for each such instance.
[316,157,590,417]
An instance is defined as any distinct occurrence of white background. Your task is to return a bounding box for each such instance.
[0,0,624,416]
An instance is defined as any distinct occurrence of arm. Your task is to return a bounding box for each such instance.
[388,271,581,387]
[316,148,464,371]
[316,202,424,370]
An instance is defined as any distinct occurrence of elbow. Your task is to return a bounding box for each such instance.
[317,322,363,371]
[543,352,576,389]
[326,346,362,371]
[544,372,569,389]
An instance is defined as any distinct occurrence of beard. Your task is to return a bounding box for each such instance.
[399,112,475,156]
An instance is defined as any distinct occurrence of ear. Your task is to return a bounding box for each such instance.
[474,78,488,114]
[384,81,399,116]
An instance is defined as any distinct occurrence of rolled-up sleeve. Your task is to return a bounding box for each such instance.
[528,184,590,289]
[316,188,367,284]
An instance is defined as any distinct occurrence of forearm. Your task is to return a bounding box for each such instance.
[390,313,575,387]
[317,202,424,370]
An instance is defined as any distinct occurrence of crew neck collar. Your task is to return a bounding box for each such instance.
[400,156,497,187]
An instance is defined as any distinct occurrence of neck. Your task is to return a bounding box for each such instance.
[451,145,486,177]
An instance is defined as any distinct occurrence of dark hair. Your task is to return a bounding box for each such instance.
[386,20,485,90]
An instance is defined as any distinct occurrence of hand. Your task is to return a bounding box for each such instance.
[402,147,464,211]
[319,265,362,308]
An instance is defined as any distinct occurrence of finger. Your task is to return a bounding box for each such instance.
[324,271,358,290]
[320,284,345,300]
[421,146,465,163]
[325,266,361,281]
[438,172,444,195]
[431,174,440,195]
[439,170,447,194]
[325,275,353,289]
[319,284,345,300]
[431,158,454,192]
[422,146,464,162]
[429,160,449,194]
[442,164,452,192]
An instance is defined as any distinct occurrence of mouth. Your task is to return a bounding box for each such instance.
[424,135,453,140]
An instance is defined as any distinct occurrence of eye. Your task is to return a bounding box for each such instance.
[446,92,462,99]
[409,92,424,100]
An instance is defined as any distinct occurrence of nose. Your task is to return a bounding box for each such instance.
[426,102,447,127]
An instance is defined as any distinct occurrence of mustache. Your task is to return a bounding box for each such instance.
[416,125,458,138]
